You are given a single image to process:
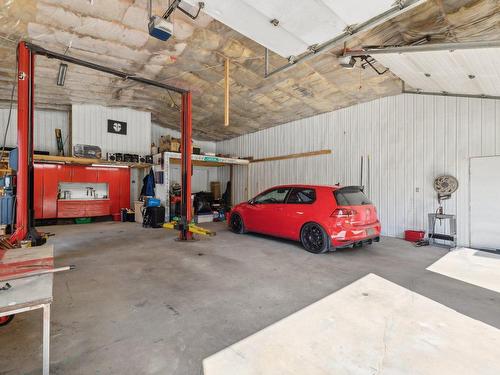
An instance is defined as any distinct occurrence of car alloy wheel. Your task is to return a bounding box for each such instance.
[301,223,329,254]
[230,213,245,234]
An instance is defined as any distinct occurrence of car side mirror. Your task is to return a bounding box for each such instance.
[248,199,255,205]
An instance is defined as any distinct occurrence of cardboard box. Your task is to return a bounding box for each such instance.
[210,181,221,200]
[170,138,180,152]
[196,213,214,223]
[159,135,171,153]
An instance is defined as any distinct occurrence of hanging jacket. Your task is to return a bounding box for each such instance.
[140,168,156,198]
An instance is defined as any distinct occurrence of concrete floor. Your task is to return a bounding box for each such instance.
[1,221,499,375]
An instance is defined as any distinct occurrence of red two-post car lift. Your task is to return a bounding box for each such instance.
[10,41,197,244]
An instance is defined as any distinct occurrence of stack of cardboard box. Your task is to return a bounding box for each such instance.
[158,135,181,153]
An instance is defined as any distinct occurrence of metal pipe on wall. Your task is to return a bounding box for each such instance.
[342,39,500,56]
[264,0,425,78]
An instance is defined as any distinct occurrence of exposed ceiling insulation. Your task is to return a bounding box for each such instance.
[374,47,500,97]
[182,0,401,58]
[0,0,499,140]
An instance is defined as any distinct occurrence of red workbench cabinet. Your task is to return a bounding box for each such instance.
[34,164,130,219]
[72,166,98,182]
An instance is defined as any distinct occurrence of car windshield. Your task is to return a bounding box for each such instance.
[334,186,372,206]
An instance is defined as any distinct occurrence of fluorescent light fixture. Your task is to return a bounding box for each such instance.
[41,161,65,165]
[56,63,68,86]
[92,164,129,169]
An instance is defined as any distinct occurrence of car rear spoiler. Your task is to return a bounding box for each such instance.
[336,185,365,193]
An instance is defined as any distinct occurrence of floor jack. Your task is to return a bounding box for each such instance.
[162,92,216,240]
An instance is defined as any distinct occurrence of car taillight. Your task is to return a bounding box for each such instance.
[331,208,357,218]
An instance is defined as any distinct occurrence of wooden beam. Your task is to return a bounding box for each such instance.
[250,149,332,164]
[224,57,229,127]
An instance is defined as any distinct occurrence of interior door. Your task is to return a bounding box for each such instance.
[470,156,500,251]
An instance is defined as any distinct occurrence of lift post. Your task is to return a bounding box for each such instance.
[179,92,193,240]
[164,91,215,239]
[10,42,43,244]
[9,42,211,243]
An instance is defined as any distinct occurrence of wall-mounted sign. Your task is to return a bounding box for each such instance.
[107,119,127,135]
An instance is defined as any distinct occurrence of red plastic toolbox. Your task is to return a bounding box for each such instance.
[404,230,425,242]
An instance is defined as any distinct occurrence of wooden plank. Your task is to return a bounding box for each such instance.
[35,155,99,164]
[250,149,332,163]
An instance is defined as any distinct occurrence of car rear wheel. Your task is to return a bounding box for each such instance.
[229,213,247,234]
[300,223,330,254]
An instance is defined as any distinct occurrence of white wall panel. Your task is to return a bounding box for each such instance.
[0,108,69,155]
[217,93,500,246]
[72,104,151,156]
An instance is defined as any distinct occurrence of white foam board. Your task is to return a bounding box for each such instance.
[427,247,500,293]
[203,273,500,375]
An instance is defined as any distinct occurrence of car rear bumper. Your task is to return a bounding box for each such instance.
[329,222,381,248]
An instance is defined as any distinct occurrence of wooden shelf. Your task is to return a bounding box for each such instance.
[32,155,151,169]
[2,153,152,169]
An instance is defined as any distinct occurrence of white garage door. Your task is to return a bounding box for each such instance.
[470,156,500,251]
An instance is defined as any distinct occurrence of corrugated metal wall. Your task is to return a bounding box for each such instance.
[72,104,151,156]
[0,108,69,155]
[216,93,500,246]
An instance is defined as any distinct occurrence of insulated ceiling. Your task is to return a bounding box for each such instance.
[374,48,500,97]
[0,0,498,140]
[183,0,398,57]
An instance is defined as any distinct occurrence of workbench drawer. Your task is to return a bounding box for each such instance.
[85,201,110,217]
[57,201,86,218]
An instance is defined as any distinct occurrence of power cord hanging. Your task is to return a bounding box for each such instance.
[1,53,17,179]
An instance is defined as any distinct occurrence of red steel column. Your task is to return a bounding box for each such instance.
[10,42,31,242]
[179,91,193,240]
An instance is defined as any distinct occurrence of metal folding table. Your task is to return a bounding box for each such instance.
[0,245,55,375]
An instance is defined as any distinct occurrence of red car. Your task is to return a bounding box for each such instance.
[228,185,381,253]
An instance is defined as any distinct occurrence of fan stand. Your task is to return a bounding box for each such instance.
[429,176,458,248]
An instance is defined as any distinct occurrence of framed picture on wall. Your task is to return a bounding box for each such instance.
[107,119,127,135]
